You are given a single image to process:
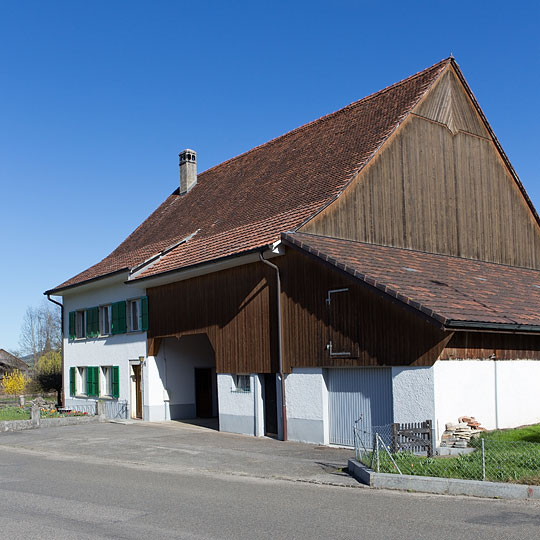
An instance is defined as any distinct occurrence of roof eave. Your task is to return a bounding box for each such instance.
[44,268,130,297]
[445,320,540,335]
[282,233,540,336]
[126,242,285,288]
[281,233,447,330]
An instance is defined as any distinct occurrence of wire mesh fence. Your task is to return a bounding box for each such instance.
[354,422,540,485]
[64,400,128,419]
[103,399,128,420]
[67,403,98,415]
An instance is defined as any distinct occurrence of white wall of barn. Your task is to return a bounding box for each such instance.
[217,373,264,436]
[433,359,540,441]
[285,368,329,445]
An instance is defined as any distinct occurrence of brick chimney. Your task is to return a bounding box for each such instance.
[179,149,197,194]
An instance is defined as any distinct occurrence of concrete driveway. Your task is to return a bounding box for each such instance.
[0,419,358,487]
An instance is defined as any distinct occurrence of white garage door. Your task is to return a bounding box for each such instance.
[328,367,393,447]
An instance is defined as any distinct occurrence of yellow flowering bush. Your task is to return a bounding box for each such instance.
[1,369,28,397]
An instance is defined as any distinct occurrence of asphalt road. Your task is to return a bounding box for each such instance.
[1,448,540,539]
[0,424,540,539]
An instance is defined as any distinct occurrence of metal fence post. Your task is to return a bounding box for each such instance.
[481,438,486,481]
[376,432,380,473]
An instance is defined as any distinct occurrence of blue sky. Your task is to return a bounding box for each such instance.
[0,1,539,352]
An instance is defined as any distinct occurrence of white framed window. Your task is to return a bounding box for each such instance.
[232,374,251,393]
[77,367,86,395]
[127,299,141,332]
[99,305,112,335]
[101,366,112,397]
[75,311,86,339]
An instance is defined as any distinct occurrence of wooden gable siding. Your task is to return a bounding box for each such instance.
[146,262,278,374]
[278,249,451,371]
[300,70,540,270]
[440,332,540,360]
[414,68,489,137]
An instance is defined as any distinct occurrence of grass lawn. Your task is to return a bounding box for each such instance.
[0,406,30,421]
[361,424,540,485]
[482,423,540,444]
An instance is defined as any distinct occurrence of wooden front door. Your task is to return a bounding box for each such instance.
[132,364,143,419]
[195,368,213,418]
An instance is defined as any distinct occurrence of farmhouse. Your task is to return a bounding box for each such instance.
[0,349,29,380]
[46,58,540,446]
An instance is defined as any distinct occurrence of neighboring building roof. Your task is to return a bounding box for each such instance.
[0,349,29,372]
[282,232,540,332]
[48,58,453,294]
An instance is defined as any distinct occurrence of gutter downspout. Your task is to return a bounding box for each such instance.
[47,294,64,408]
[259,252,287,441]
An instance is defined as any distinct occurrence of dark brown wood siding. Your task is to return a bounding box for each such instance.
[301,70,540,270]
[147,262,278,374]
[278,250,451,371]
[440,332,540,360]
[147,251,540,374]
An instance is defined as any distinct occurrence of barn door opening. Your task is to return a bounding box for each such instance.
[195,367,214,418]
[263,373,278,436]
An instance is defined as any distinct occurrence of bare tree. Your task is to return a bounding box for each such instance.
[18,300,61,366]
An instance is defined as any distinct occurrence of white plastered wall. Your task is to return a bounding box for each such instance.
[62,281,147,410]
[217,374,264,436]
[285,368,329,445]
[392,366,435,425]
[434,359,540,441]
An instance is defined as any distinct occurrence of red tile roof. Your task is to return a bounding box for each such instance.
[48,58,452,293]
[283,232,540,331]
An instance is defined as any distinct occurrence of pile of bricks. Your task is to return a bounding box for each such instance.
[440,416,486,448]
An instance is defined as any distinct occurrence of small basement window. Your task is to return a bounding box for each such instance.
[232,374,251,393]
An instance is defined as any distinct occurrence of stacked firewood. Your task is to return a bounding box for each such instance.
[440,416,486,448]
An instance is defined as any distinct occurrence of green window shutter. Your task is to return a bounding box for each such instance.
[112,366,120,398]
[86,307,99,338]
[92,307,99,337]
[87,367,99,397]
[68,312,76,340]
[86,367,93,395]
[112,301,126,334]
[140,296,148,331]
[69,367,76,396]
